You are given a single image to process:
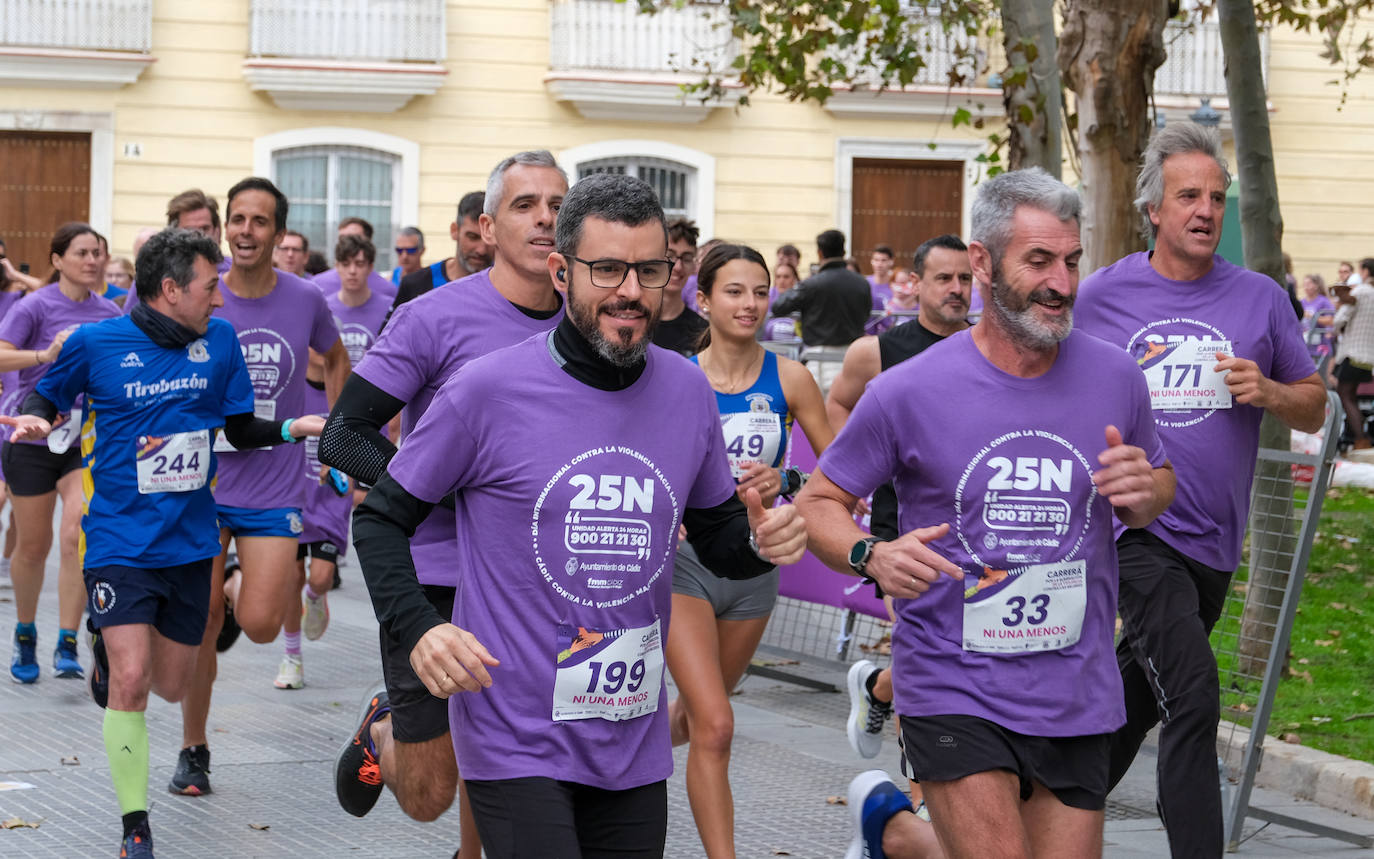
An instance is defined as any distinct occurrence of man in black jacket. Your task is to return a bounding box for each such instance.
[770,228,872,389]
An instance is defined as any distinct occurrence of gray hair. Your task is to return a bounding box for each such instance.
[971,168,1081,270]
[398,225,424,246]
[484,150,567,216]
[1135,122,1232,239]
[135,227,222,303]
[554,173,667,258]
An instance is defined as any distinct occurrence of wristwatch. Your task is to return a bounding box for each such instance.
[848,536,883,578]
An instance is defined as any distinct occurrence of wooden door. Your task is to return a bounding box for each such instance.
[851,159,962,273]
[0,132,91,278]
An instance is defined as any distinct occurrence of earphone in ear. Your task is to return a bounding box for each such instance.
[557,270,565,281]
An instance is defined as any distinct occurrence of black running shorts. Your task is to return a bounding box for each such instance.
[900,712,1110,810]
[378,583,455,744]
[2,440,81,497]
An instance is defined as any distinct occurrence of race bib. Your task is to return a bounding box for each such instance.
[552,618,662,722]
[720,411,784,478]
[962,560,1086,654]
[136,429,211,494]
[212,399,277,453]
[1143,339,1232,411]
[47,408,81,454]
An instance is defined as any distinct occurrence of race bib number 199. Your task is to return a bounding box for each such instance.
[962,560,1086,654]
[552,619,662,722]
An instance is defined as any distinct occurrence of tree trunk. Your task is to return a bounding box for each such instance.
[1057,0,1169,273]
[1217,0,1298,679]
[1001,0,1062,177]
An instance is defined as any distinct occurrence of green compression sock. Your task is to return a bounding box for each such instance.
[103,708,149,815]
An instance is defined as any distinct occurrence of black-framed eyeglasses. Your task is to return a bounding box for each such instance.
[568,256,672,289]
[667,251,696,268]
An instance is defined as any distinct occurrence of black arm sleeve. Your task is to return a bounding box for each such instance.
[770,284,804,317]
[222,412,288,450]
[352,473,445,654]
[681,493,775,581]
[318,375,403,485]
[20,391,58,423]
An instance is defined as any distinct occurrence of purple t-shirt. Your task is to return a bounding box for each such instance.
[0,291,25,436]
[212,271,340,510]
[1076,253,1315,571]
[682,274,699,312]
[388,337,736,789]
[820,329,1165,737]
[0,284,120,444]
[300,288,392,547]
[313,268,396,299]
[354,270,564,586]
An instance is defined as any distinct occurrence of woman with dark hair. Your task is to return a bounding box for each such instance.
[666,243,834,858]
[760,261,801,342]
[0,222,121,683]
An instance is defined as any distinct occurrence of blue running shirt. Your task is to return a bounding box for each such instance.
[37,316,254,569]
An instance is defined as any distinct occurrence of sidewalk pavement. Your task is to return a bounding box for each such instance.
[3,559,1373,857]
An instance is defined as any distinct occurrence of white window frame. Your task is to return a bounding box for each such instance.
[558,140,715,239]
[0,110,113,239]
[253,127,419,228]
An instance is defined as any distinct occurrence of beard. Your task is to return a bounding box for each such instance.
[568,293,657,368]
[986,269,1073,350]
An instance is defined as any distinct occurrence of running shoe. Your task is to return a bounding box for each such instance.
[302,588,329,641]
[273,653,304,690]
[216,556,242,652]
[10,626,38,684]
[168,745,211,796]
[846,660,892,759]
[119,820,154,858]
[844,770,914,859]
[90,626,109,708]
[335,683,390,817]
[54,630,83,679]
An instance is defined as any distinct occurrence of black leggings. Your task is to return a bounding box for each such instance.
[1108,529,1231,859]
[464,777,667,859]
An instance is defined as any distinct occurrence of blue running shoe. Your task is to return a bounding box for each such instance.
[54,630,83,679]
[10,626,38,684]
[844,770,914,859]
[119,820,154,858]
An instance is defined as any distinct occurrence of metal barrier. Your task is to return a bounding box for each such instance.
[1216,392,1372,849]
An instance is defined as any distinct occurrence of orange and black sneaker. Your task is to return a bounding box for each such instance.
[335,683,390,817]
[119,820,154,858]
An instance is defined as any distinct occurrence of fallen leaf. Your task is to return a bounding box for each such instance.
[826,796,847,805]
[1311,716,1333,725]
[771,851,792,856]
[1281,733,1302,744]
[1314,639,1335,647]
[1,816,41,829]
[59,755,79,766]
[1298,658,1310,664]
[1291,669,1314,684]
[1330,601,1349,609]
[1326,629,1343,638]
[248,823,270,831]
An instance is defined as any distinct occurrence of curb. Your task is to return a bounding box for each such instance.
[1218,720,1374,819]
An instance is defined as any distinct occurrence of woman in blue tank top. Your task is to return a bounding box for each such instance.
[666,243,834,858]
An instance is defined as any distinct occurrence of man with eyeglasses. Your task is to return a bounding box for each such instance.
[317,149,568,859]
[350,171,805,858]
[273,231,310,277]
[390,227,425,285]
[650,217,707,356]
[388,191,496,319]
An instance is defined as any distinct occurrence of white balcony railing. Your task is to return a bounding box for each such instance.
[549,0,736,76]
[249,0,446,64]
[1156,18,1267,99]
[1,0,151,52]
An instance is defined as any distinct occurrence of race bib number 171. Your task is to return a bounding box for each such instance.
[1144,339,1233,411]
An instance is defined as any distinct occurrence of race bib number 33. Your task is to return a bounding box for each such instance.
[962,560,1086,654]
[552,619,662,722]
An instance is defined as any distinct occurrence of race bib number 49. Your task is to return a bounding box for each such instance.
[552,619,662,722]
[962,560,1086,654]
[136,429,211,494]
[1143,339,1233,411]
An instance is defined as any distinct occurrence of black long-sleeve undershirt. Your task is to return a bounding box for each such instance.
[20,392,288,450]
[353,314,772,651]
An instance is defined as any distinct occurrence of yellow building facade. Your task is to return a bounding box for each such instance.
[0,0,1368,281]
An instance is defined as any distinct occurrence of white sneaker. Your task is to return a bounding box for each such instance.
[273,653,304,689]
[846,660,892,759]
[303,589,330,641]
